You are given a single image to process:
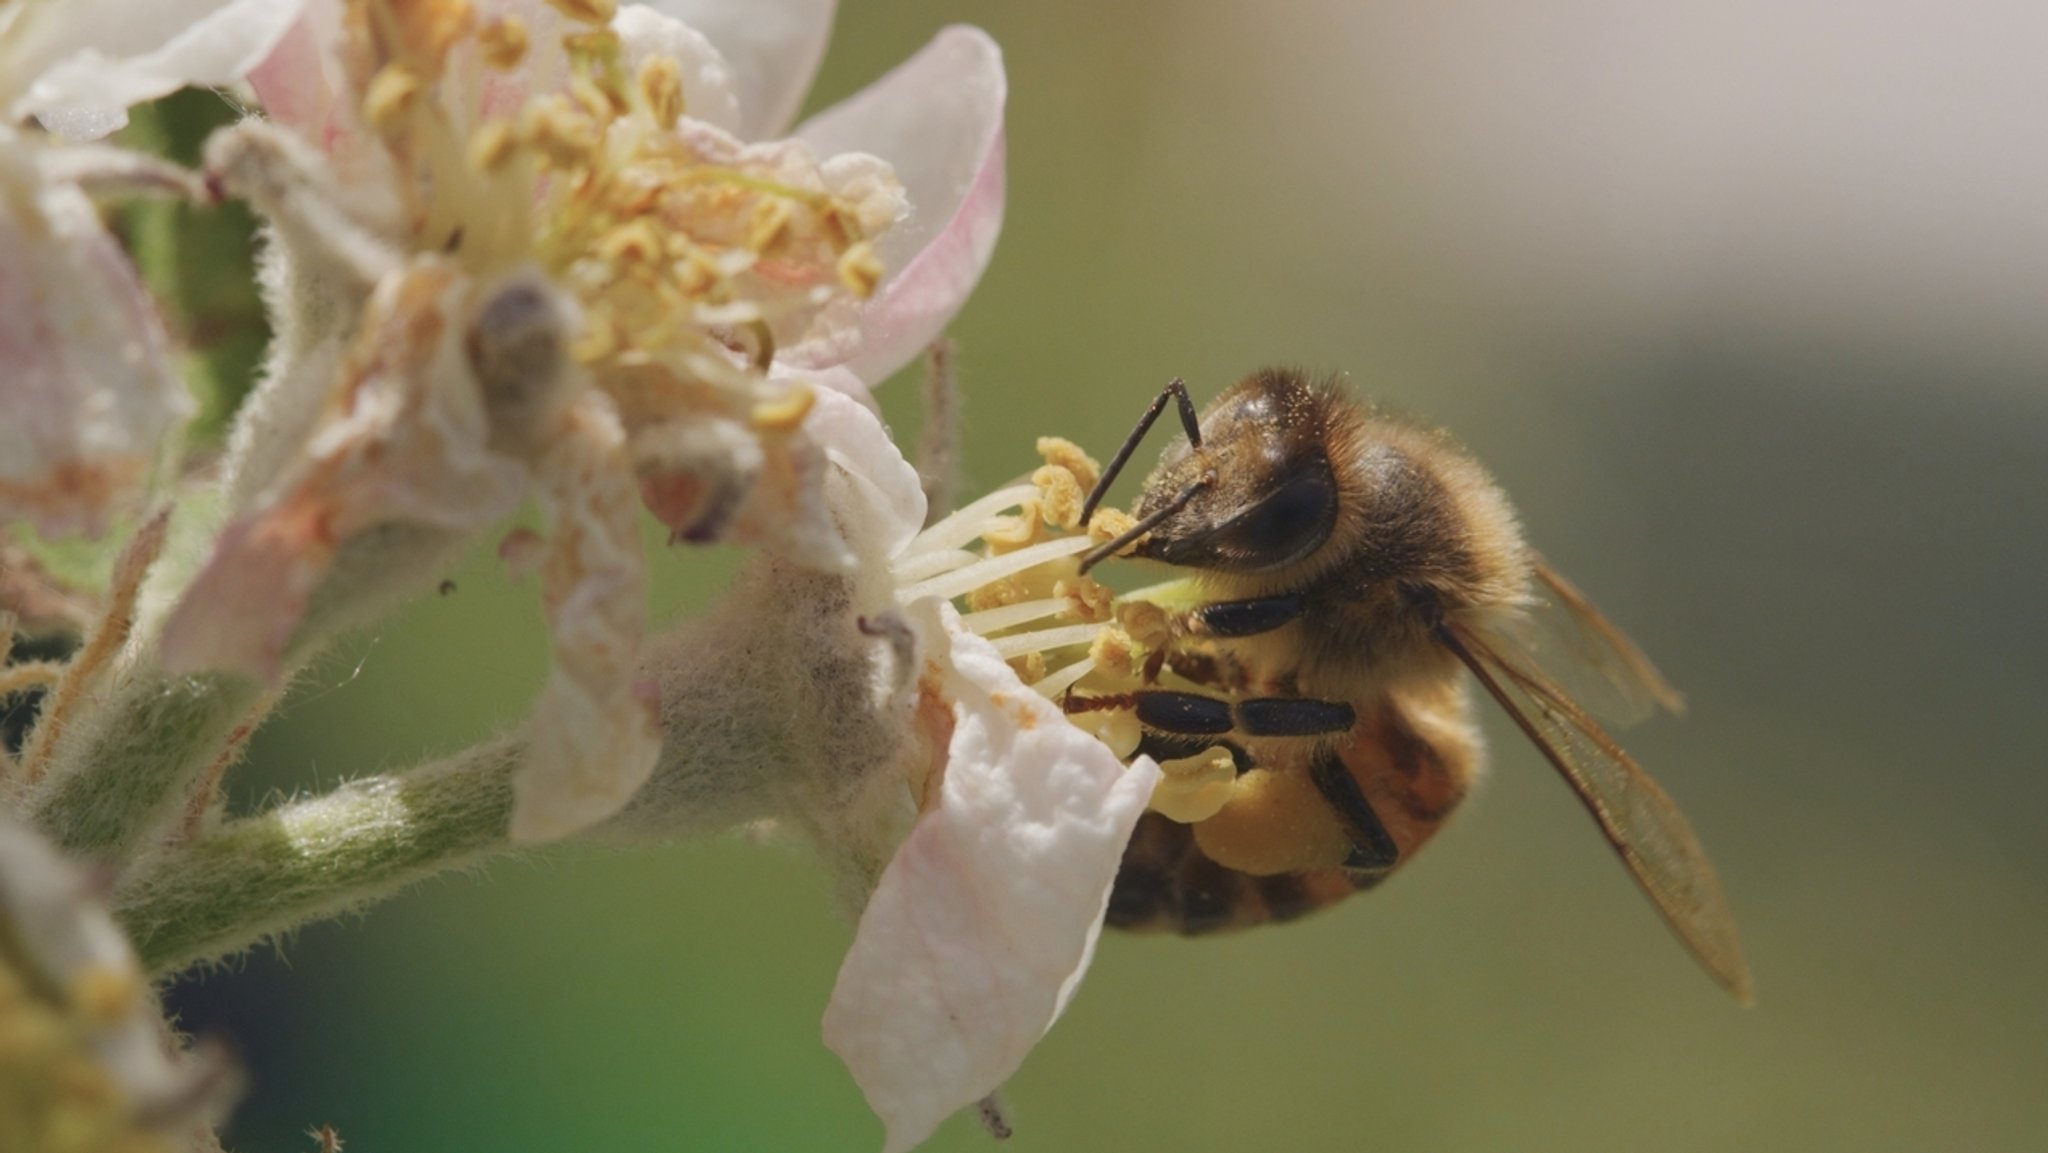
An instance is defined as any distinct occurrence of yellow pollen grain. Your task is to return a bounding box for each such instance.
[1032,464,1086,529]
[750,386,817,433]
[746,197,795,253]
[837,239,884,299]
[521,97,600,168]
[546,0,616,26]
[66,969,137,1028]
[394,0,477,74]
[479,15,530,69]
[1008,652,1048,684]
[637,54,685,129]
[571,311,621,363]
[361,64,423,132]
[1089,506,1139,546]
[1055,577,1115,622]
[1150,750,1237,823]
[1090,625,1140,677]
[980,502,1043,549]
[467,119,519,172]
[1115,600,1173,650]
[1037,436,1102,492]
[597,218,665,266]
[1068,707,1141,760]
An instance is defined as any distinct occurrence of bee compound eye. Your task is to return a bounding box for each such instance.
[1220,457,1338,570]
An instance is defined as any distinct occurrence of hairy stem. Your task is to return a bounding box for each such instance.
[116,737,523,976]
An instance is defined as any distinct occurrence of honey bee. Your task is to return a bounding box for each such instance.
[1067,368,1752,1003]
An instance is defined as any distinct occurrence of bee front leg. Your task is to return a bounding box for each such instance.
[1183,594,1306,638]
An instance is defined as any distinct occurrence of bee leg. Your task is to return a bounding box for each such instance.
[1132,689,1235,737]
[1308,744,1401,870]
[1080,377,1202,527]
[1235,697,1355,736]
[1185,593,1306,638]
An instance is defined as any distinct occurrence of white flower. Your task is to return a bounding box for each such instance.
[0,814,237,1139]
[160,0,1009,846]
[789,389,1161,1152]
[0,0,305,537]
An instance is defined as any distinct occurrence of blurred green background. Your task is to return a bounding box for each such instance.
[155,2,2046,1150]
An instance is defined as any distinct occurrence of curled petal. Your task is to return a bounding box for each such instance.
[512,394,661,843]
[807,384,925,560]
[162,264,526,679]
[10,0,306,141]
[788,26,1006,384]
[648,0,837,139]
[0,145,189,537]
[822,610,1160,1153]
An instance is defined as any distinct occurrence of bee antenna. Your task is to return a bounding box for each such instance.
[1078,471,1212,574]
[1079,378,1202,529]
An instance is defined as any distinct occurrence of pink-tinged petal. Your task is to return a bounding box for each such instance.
[614,5,741,134]
[245,4,357,157]
[511,393,662,843]
[807,384,925,558]
[162,264,526,679]
[646,0,836,139]
[787,27,1006,385]
[11,0,307,141]
[0,149,189,537]
[822,611,1160,1153]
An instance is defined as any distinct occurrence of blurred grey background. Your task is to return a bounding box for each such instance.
[167,2,2047,1150]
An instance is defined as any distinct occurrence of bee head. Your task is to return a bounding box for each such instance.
[1132,369,1342,574]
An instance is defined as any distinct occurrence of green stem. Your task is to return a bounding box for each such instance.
[116,736,522,976]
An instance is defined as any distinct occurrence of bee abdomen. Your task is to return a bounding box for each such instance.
[1107,813,1367,934]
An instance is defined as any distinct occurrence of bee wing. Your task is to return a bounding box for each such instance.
[1441,621,1754,1005]
[1495,558,1686,725]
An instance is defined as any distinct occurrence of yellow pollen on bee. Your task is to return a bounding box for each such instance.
[570,311,622,363]
[749,385,817,433]
[836,240,884,299]
[478,15,530,69]
[1067,707,1141,760]
[637,54,686,129]
[1150,749,1238,824]
[545,0,616,26]
[362,64,423,131]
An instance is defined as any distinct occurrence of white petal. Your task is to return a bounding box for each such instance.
[10,0,307,141]
[161,264,526,679]
[789,26,1006,385]
[822,610,1160,1153]
[645,0,836,139]
[614,4,741,135]
[511,393,662,843]
[808,383,925,560]
[0,139,189,537]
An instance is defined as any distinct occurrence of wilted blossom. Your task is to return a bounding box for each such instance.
[157,0,1005,842]
[647,386,1160,1150]
[0,816,236,1151]
[0,0,304,537]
